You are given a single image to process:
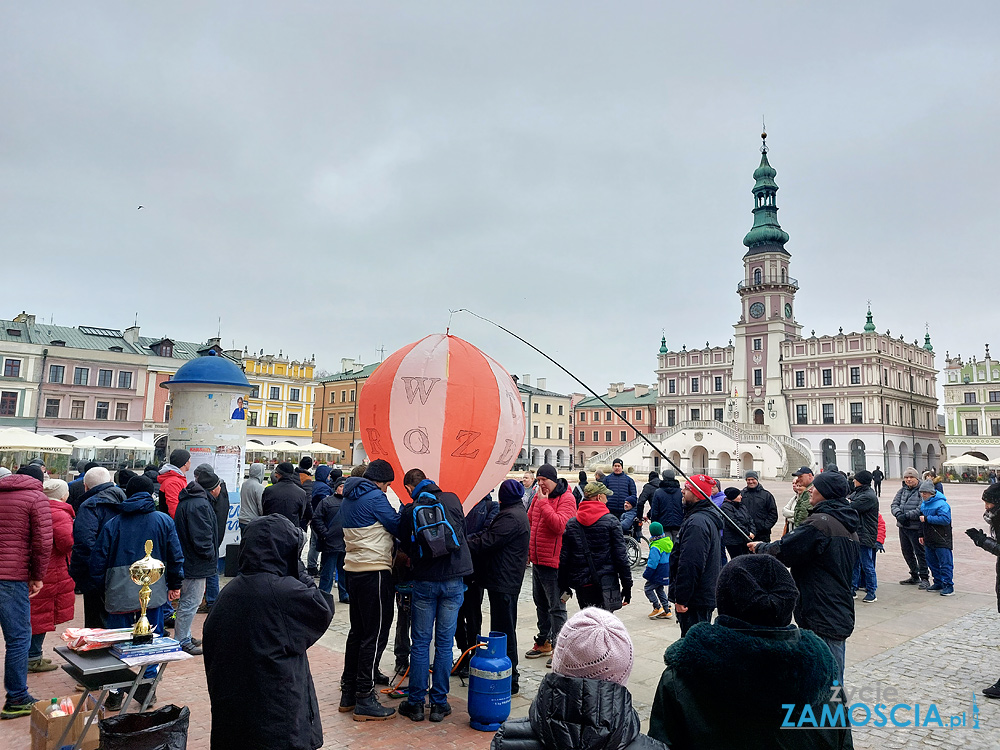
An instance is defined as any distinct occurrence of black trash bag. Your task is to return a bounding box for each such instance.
[99,704,190,750]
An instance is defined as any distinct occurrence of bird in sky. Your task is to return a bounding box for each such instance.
[137,205,143,210]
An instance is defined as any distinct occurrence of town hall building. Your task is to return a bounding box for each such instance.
[595,133,942,480]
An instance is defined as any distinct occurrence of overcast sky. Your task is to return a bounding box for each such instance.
[3,3,997,395]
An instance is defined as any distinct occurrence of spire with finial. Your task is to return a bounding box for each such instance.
[864,303,876,333]
[743,126,790,253]
[659,334,668,355]
[923,324,933,352]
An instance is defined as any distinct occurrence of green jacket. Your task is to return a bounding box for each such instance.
[792,489,812,527]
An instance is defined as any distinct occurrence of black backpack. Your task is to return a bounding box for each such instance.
[411,491,460,559]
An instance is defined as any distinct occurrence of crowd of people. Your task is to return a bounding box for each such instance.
[2,453,1000,749]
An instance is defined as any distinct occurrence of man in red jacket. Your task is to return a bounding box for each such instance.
[524,464,575,667]
[157,449,191,518]
[0,465,53,719]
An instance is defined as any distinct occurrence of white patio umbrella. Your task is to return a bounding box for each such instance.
[69,436,111,450]
[270,441,305,453]
[0,428,72,454]
[108,437,157,451]
[245,442,276,453]
[942,454,991,468]
[298,442,342,456]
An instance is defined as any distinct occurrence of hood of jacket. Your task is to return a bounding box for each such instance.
[664,614,835,714]
[240,514,303,577]
[247,462,265,482]
[343,476,379,502]
[178,480,211,505]
[684,498,724,530]
[80,482,127,508]
[809,497,860,533]
[314,465,332,485]
[920,491,948,515]
[577,499,611,526]
[528,672,641,750]
[550,478,569,498]
[158,463,186,479]
[117,493,158,516]
[659,477,680,491]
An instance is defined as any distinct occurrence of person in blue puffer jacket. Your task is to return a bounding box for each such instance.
[650,470,684,539]
[643,522,673,620]
[603,459,637,519]
[919,480,954,596]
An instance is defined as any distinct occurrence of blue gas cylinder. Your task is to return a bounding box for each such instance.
[467,631,512,731]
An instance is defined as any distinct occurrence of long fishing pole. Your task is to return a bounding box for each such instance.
[452,308,753,542]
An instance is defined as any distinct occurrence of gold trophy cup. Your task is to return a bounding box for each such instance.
[129,540,166,644]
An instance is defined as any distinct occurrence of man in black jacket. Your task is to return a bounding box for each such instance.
[849,470,879,603]
[649,470,683,540]
[740,471,778,543]
[174,470,222,655]
[637,471,659,522]
[204,514,333,750]
[871,466,885,497]
[750,471,860,686]
[262,462,310,530]
[194,463,230,613]
[454,493,499,678]
[668,474,723,636]
[396,469,473,723]
[467,479,529,694]
[312,476,348,602]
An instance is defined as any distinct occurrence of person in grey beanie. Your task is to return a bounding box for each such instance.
[891,467,929,587]
[741,471,778,543]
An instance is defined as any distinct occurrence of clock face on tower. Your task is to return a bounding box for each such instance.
[749,302,765,319]
[785,303,792,318]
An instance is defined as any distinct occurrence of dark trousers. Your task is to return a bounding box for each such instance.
[83,590,106,629]
[342,569,395,697]
[677,607,713,637]
[898,527,928,580]
[455,581,484,666]
[394,588,411,671]
[726,544,750,560]
[873,481,882,497]
[487,589,520,688]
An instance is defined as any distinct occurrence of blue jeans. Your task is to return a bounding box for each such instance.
[852,546,878,594]
[206,573,219,607]
[819,635,846,687]
[176,577,207,646]
[0,580,31,704]
[28,633,45,661]
[319,551,348,602]
[408,578,465,706]
[924,546,954,588]
[307,532,321,573]
[644,580,668,608]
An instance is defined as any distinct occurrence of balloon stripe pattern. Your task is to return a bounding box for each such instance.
[358,334,526,510]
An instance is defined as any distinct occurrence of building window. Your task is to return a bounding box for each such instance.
[339,416,346,431]
[270,386,281,400]
[247,411,257,426]
[267,413,279,427]
[795,371,805,388]
[289,388,300,402]
[3,359,21,378]
[579,431,585,442]
[74,367,89,385]
[990,391,1000,403]
[350,389,356,401]
[328,392,336,404]
[850,367,861,385]
[667,409,676,427]
[714,408,724,422]
[327,416,335,432]
[635,410,643,421]
[668,379,676,394]
[164,404,171,422]
[44,399,59,418]
[250,385,260,398]
[605,431,612,442]
[558,405,564,416]
[593,431,599,442]
[288,414,298,428]
[883,368,889,385]
[593,411,600,422]
[965,392,977,404]
[850,402,863,424]
[115,403,129,421]
[117,372,133,389]
[796,404,808,424]
[690,378,699,393]
[49,365,65,384]
[753,338,762,351]
[545,426,552,439]
[966,418,979,436]
[606,411,613,421]
[691,408,701,420]
[754,268,762,285]
[617,430,625,441]
[754,369,763,387]
[98,369,113,387]
[558,427,564,439]
[340,390,346,403]
[544,404,551,415]
[822,369,832,386]
[822,403,834,424]
[992,419,1000,437]
[96,401,110,420]
[533,403,539,414]
[715,376,723,392]
[533,425,539,438]
[0,391,17,416]
[71,400,85,420]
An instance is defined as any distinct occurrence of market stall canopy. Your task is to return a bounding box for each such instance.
[246,442,276,453]
[0,428,73,454]
[69,436,112,450]
[269,441,305,453]
[107,437,157,451]
[943,454,991,468]
[298,442,342,455]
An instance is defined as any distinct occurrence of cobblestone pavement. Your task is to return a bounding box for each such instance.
[2,479,997,748]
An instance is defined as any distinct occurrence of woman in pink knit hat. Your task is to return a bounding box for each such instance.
[491,607,666,750]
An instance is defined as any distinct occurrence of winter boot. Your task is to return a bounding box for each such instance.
[353,691,395,721]
[984,680,1000,699]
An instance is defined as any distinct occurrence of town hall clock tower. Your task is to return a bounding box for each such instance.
[730,132,802,436]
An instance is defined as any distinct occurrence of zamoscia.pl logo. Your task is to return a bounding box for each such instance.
[782,682,981,730]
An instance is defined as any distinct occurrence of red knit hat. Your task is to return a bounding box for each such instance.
[685,474,715,500]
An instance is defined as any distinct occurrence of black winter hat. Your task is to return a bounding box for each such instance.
[612,458,623,467]
[723,487,741,501]
[298,456,313,472]
[983,484,1000,503]
[536,464,558,482]
[125,475,156,498]
[364,459,395,483]
[717,554,799,627]
[329,468,344,482]
[197,470,222,492]
[115,469,138,489]
[578,470,587,483]
[169,449,191,468]
[15,465,44,483]
[648,470,660,481]
[854,470,873,485]
[812,471,849,500]
[275,462,296,476]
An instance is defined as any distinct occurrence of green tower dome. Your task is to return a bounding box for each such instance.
[659,335,668,355]
[743,132,790,254]
[864,306,876,333]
